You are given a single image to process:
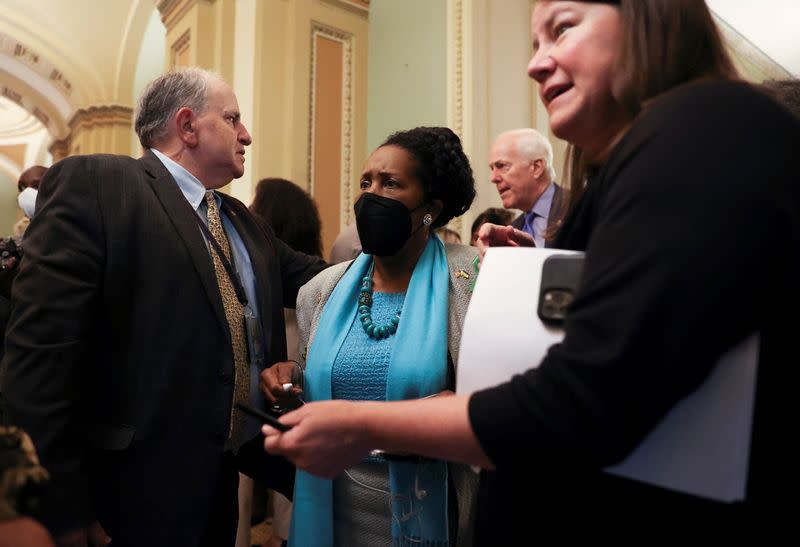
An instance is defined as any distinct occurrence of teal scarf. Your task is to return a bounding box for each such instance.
[289,236,450,547]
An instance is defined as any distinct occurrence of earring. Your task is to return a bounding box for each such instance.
[423,213,433,226]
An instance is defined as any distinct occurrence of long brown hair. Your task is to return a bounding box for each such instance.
[549,0,739,241]
[249,178,323,257]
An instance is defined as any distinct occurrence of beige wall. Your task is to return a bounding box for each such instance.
[4,0,790,243]
[245,0,369,258]
[0,169,20,234]
[367,0,448,152]
[155,0,370,259]
[448,0,568,239]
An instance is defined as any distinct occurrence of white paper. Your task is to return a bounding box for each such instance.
[456,247,758,502]
[456,247,581,396]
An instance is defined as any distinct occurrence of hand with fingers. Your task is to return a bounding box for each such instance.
[475,222,536,263]
[260,360,304,410]
[261,400,370,479]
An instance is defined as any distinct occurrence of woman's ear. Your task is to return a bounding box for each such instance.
[429,198,444,225]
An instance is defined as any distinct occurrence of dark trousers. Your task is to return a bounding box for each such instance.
[200,450,239,547]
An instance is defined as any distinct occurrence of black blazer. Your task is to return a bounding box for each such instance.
[510,182,564,248]
[1,151,325,544]
[469,81,800,541]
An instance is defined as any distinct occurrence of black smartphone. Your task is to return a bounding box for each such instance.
[537,254,584,325]
[234,402,292,432]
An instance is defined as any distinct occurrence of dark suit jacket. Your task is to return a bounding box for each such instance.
[511,182,564,248]
[0,151,325,545]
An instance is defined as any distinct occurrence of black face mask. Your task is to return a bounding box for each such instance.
[354,193,425,256]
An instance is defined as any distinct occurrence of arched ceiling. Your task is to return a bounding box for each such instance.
[0,95,44,137]
[0,0,157,143]
[0,0,795,150]
[0,96,49,181]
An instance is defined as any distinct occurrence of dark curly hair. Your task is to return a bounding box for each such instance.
[381,126,476,229]
[249,178,323,257]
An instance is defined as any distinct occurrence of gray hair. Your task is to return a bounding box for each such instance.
[134,68,220,149]
[501,128,556,182]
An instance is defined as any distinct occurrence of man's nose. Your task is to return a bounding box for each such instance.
[239,125,253,146]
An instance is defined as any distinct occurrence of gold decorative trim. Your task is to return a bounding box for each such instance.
[171,30,192,68]
[2,84,63,136]
[48,105,133,161]
[32,107,49,127]
[158,0,212,32]
[319,0,370,18]
[308,23,355,226]
[158,0,189,31]
[68,104,133,131]
[1,87,23,105]
[48,138,70,162]
[447,0,465,234]
[449,0,464,140]
[0,31,73,97]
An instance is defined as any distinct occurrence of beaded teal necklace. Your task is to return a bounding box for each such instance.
[358,261,401,340]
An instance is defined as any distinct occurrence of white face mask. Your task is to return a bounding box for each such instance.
[18,187,38,218]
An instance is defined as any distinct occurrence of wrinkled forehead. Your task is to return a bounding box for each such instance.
[365,145,418,174]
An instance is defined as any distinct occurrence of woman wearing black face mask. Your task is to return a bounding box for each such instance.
[260,127,477,547]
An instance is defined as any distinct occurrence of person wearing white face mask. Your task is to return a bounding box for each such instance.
[3,166,46,333]
[17,188,38,221]
[13,166,48,236]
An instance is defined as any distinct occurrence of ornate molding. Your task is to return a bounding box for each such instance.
[319,0,370,18]
[48,138,70,162]
[158,0,215,32]
[0,93,46,137]
[170,29,192,68]
[68,104,133,132]
[308,23,355,227]
[48,105,133,161]
[0,31,73,98]
[447,0,465,234]
[1,84,65,138]
[448,0,464,140]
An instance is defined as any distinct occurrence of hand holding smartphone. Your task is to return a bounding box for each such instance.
[234,402,292,432]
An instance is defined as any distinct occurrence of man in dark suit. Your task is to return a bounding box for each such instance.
[1,68,325,547]
[489,128,563,248]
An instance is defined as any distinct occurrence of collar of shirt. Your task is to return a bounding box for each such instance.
[150,148,214,212]
[527,181,556,223]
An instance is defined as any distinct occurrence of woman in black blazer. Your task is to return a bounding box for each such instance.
[263,1,800,541]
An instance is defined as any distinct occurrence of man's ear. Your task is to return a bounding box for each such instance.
[175,107,198,147]
[531,158,546,179]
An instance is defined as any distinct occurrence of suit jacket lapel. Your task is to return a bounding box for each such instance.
[139,151,230,342]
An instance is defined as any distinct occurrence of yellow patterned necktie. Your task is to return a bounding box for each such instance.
[204,191,250,444]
